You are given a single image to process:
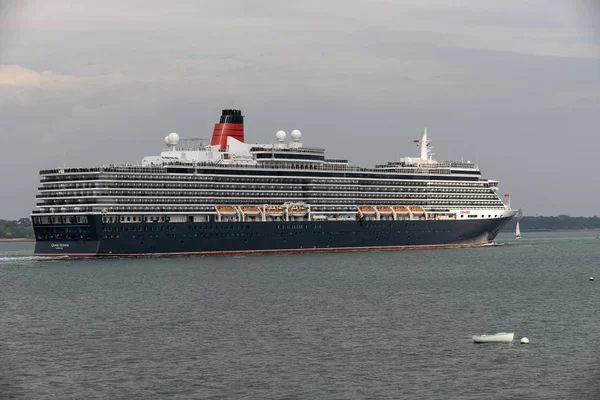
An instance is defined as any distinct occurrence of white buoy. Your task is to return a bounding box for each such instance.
[590,277,594,281]
[520,337,529,344]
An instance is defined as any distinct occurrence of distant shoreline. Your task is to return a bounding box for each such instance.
[0,238,34,242]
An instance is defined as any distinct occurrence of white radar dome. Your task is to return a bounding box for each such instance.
[167,132,180,146]
[291,129,302,141]
[164,136,170,145]
[276,130,286,142]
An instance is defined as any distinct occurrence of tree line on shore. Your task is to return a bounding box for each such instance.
[1,215,599,239]
[502,215,600,231]
[0,218,34,239]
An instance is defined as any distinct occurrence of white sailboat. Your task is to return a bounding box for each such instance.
[516,208,523,239]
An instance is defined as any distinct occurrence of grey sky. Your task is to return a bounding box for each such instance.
[1,0,599,218]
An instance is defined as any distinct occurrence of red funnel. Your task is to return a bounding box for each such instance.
[211,109,244,150]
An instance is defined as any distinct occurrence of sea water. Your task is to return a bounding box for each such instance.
[0,231,598,399]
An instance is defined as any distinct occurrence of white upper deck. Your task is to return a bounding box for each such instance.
[142,127,479,174]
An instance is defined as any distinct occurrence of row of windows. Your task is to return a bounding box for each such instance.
[184,168,483,181]
[255,153,325,161]
[37,187,495,198]
[99,224,282,232]
[462,214,502,218]
[36,234,92,241]
[102,226,176,232]
[35,227,92,234]
[41,179,490,192]
[101,224,257,231]
[37,193,501,204]
[104,222,382,232]
[39,199,504,209]
[38,193,503,204]
[33,216,88,225]
[40,169,484,185]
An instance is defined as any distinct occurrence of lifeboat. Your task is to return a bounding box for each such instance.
[358,206,376,215]
[376,206,392,215]
[410,207,425,214]
[289,205,308,217]
[266,206,285,217]
[241,206,261,216]
[393,206,409,214]
[217,206,238,215]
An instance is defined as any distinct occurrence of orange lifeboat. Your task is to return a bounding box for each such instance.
[359,206,376,215]
[241,206,261,216]
[410,207,425,214]
[393,206,409,214]
[217,206,238,215]
[376,206,392,215]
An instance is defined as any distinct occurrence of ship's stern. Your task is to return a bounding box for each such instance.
[32,214,101,257]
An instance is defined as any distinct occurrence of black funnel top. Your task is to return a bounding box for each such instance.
[219,109,244,124]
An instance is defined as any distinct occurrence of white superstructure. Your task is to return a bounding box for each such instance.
[32,109,515,225]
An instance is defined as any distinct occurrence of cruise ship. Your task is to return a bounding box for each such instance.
[31,109,515,257]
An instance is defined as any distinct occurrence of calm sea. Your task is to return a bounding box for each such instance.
[1,231,599,399]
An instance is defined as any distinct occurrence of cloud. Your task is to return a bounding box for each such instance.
[1,1,598,116]
[3,1,598,69]
[0,65,128,105]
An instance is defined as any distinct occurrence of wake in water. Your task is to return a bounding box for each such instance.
[0,255,69,265]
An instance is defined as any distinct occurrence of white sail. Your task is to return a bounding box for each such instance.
[516,221,521,239]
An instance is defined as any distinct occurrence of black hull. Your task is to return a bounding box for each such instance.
[33,215,512,257]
